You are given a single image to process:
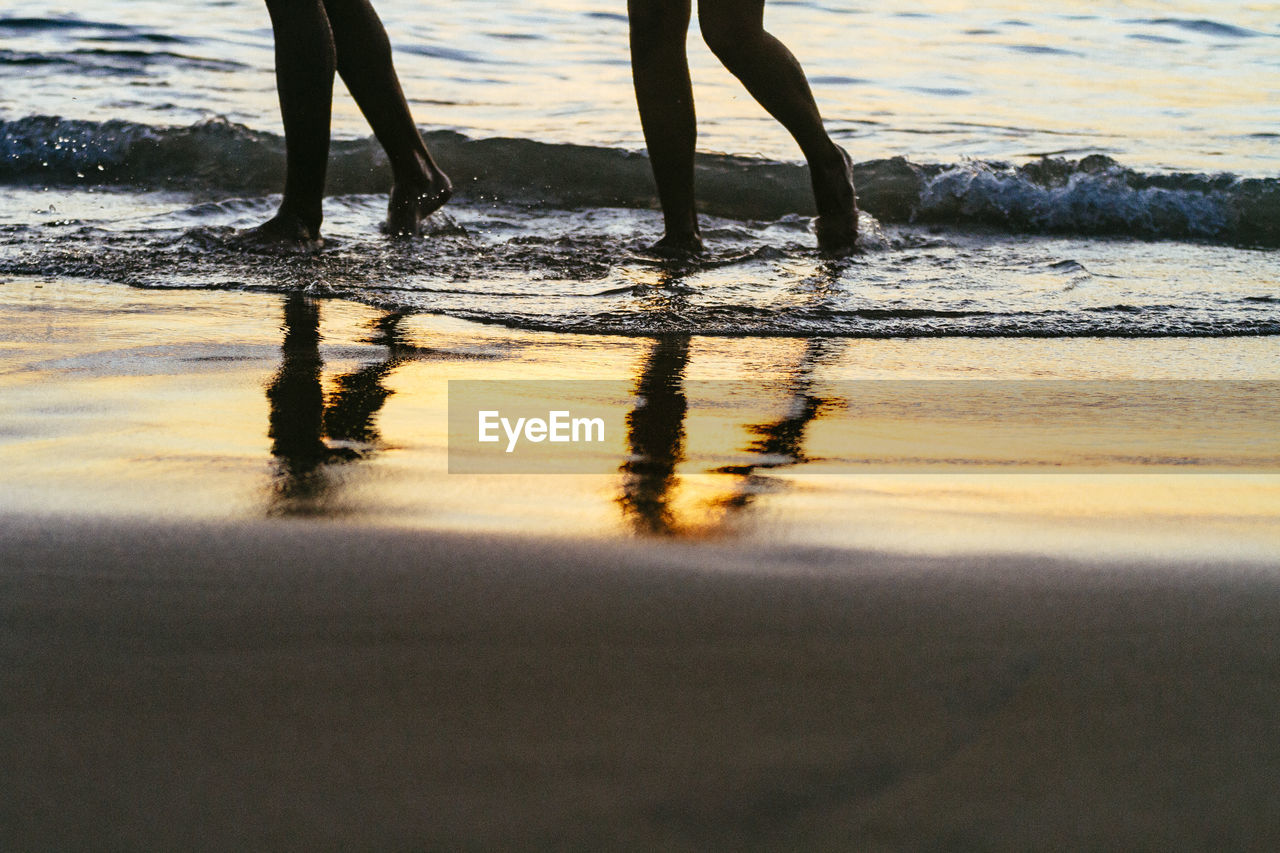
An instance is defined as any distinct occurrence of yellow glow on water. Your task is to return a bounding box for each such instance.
[3,279,1278,562]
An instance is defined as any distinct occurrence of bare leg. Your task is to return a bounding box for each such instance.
[250,0,337,249]
[628,0,703,254]
[699,0,858,252]
[322,0,451,235]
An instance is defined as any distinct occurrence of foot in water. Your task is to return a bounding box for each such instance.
[234,212,324,254]
[811,144,859,255]
[643,230,705,259]
[385,167,453,236]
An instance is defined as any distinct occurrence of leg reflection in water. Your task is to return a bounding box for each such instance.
[617,334,845,535]
[618,335,690,535]
[713,337,844,514]
[265,293,410,515]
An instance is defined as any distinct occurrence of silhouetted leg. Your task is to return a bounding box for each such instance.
[628,0,703,254]
[252,0,337,248]
[322,0,452,235]
[698,0,858,252]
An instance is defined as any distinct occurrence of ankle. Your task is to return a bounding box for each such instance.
[662,214,699,241]
[391,149,442,189]
[276,207,322,237]
[806,139,845,173]
[278,204,321,235]
[652,230,704,257]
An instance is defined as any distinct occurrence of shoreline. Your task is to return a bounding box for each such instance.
[2,275,1278,561]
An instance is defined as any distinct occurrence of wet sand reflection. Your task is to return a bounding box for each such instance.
[266,294,412,515]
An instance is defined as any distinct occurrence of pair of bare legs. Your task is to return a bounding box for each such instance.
[246,0,452,249]
[628,0,859,255]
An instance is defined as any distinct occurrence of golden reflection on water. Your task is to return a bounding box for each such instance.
[3,279,1278,561]
[265,294,413,517]
[250,291,1280,559]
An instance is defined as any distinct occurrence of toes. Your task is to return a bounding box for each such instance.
[386,179,453,236]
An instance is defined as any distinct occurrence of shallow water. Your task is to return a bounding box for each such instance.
[0,1,1277,341]
[2,187,1278,337]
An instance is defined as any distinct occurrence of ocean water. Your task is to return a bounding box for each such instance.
[1,0,1277,337]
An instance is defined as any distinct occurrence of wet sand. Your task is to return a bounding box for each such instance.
[2,277,1280,848]
[3,276,1277,559]
[4,515,1280,849]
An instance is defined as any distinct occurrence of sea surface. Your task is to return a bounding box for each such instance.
[1,0,1277,338]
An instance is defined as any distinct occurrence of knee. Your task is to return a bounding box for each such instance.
[699,15,757,66]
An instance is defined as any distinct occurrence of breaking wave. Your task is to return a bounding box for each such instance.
[3,115,1277,246]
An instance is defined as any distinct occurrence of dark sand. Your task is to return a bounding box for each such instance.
[4,515,1280,850]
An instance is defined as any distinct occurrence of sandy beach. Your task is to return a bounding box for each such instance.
[3,276,1280,849]
[4,516,1280,849]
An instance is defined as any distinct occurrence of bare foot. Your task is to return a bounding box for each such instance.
[386,168,453,236]
[644,231,705,259]
[234,212,323,254]
[812,144,859,255]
